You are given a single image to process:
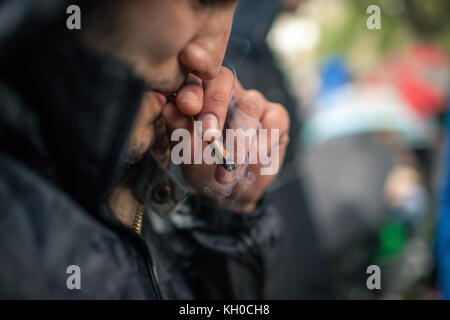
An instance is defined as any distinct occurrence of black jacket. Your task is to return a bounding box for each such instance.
[0,1,282,299]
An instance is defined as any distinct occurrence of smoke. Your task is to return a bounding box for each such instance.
[201,82,263,208]
[200,38,265,208]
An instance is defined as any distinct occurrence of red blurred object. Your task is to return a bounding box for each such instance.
[368,44,449,117]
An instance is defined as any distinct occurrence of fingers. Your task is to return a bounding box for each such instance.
[233,82,289,138]
[163,68,290,207]
[162,102,191,131]
[257,102,290,175]
[260,102,290,147]
[234,88,290,161]
[232,89,267,128]
[176,74,203,116]
[215,165,237,185]
[198,67,235,137]
[224,102,289,212]
[213,87,290,188]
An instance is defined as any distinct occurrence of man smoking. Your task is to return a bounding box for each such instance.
[0,0,289,299]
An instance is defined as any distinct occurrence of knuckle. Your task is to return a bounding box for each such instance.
[245,89,264,101]
[205,92,229,107]
[276,103,290,123]
[239,90,265,117]
[214,108,226,120]
[240,99,261,117]
[280,133,290,147]
[269,103,290,131]
[219,66,235,81]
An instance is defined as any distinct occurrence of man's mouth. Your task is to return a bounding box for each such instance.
[153,87,181,101]
[152,78,188,104]
[150,90,168,106]
[146,86,182,124]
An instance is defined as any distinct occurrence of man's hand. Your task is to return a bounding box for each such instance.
[162,67,290,212]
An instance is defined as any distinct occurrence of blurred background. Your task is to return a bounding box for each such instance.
[229,0,449,299]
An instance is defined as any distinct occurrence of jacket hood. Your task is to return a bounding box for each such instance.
[0,0,72,59]
[0,12,147,214]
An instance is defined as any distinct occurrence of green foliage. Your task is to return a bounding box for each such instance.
[317,0,449,59]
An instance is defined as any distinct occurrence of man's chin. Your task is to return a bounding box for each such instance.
[125,139,151,165]
[125,153,145,165]
[124,118,169,165]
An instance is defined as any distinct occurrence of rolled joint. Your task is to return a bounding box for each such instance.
[209,139,237,172]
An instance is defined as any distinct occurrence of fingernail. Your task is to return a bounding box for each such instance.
[202,113,219,130]
[178,91,198,103]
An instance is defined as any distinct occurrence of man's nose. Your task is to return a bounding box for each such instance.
[179,37,228,81]
[179,12,233,81]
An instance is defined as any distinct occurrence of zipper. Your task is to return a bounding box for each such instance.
[132,202,145,235]
[120,202,162,299]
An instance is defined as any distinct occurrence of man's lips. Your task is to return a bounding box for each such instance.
[149,90,168,106]
[153,81,186,104]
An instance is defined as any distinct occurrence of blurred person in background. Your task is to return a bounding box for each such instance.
[293,0,449,298]
[0,0,291,299]
[301,47,448,297]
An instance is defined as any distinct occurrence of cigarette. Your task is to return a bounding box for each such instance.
[209,139,237,172]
